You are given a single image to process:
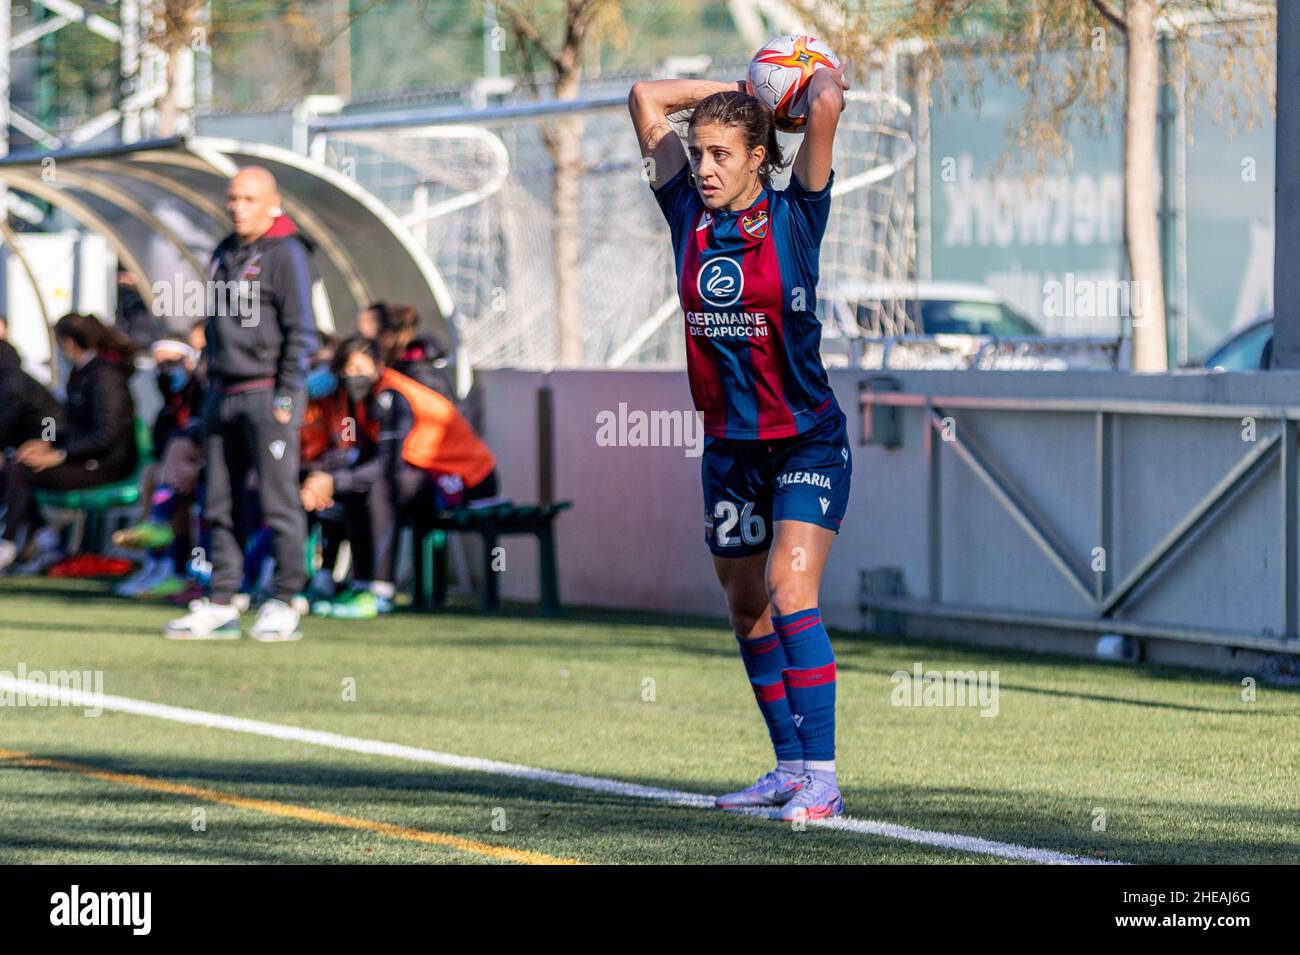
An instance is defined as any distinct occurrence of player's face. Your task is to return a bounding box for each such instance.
[226,171,278,242]
[688,123,764,211]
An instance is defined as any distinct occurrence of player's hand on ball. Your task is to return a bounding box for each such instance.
[810,66,849,109]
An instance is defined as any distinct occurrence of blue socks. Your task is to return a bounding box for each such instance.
[735,632,803,763]
[773,608,837,764]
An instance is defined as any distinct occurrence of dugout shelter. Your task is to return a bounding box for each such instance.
[0,135,467,396]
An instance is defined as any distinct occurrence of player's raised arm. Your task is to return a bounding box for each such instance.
[628,78,744,188]
[792,67,849,192]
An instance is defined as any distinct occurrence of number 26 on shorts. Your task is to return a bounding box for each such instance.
[713,500,766,547]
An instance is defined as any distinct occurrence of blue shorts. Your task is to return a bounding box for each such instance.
[701,408,853,558]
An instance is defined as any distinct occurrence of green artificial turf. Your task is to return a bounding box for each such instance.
[0,577,1296,864]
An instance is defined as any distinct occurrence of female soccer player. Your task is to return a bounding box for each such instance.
[628,69,851,821]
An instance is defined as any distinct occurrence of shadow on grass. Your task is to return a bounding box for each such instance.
[5,749,1297,864]
[0,751,976,864]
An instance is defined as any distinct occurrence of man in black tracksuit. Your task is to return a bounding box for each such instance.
[167,166,318,641]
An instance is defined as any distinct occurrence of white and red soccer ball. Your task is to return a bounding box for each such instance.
[746,34,842,133]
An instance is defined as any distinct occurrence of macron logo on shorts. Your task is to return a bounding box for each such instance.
[819,497,830,514]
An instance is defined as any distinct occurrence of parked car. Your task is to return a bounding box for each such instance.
[818,281,1122,369]
[822,280,1042,339]
[1199,313,1273,371]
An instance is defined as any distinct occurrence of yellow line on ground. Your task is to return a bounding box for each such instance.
[0,747,580,865]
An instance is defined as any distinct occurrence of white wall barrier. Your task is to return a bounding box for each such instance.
[479,368,1300,662]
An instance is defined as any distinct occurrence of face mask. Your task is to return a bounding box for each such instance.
[344,375,373,405]
[157,363,190,395]
[307,365,338,399]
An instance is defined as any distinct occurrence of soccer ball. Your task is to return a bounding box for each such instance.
[746,34,841,133]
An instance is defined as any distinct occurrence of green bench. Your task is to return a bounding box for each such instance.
[411,500,572,616]
[34,419,152,553]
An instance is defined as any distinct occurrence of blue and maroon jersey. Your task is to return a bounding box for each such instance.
[652,164,838,440]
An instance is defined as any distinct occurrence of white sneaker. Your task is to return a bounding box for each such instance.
[164,598,241,641]
[249,598,302,642]
[0,539,16,573]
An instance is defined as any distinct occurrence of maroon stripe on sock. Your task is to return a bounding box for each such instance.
[753,681,787,702]
[775,615,821,637]
[742,635,780,655]
[784,663,837,688]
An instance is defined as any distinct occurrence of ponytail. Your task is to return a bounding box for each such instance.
[53,312,139,361]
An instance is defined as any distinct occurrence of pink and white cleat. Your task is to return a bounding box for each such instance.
[715,768,806,809]
[778,773,844,822]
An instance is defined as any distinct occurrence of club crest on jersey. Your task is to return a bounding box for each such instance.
[740,209,769,240]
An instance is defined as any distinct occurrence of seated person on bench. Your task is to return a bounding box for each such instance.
[299,336,498,619]
[0,337,62,511]
[0,337,61,452]
[297,334,377,606]
[113,337,207,598]
[0,313,138,574]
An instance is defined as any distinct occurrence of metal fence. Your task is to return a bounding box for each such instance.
[856,369,1300,656]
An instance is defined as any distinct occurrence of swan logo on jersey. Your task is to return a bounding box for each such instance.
[741,209,769,240]
[697,256,744,307]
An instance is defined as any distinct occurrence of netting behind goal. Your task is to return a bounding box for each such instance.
[316,86,916,369]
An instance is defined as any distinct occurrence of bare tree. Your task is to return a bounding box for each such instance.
[497,0,627,366]
[144,0,381,122]
[799,0,1275,371]
[150,1,206,137]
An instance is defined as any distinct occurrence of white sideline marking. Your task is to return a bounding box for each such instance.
[0,676,1121,865]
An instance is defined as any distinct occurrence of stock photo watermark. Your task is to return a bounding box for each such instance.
[49,886,151,936]
[0,663,104,717]
[151,273,261,327]
[890,663,1000,718]
[595,402,704,458]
